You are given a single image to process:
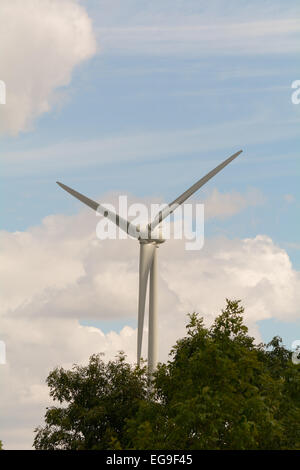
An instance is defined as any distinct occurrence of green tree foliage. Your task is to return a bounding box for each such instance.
[34,353,148,450]
[0,440,3,450]
[34,300,300,450]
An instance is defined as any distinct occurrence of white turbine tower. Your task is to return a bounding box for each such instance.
[57,150,242,375]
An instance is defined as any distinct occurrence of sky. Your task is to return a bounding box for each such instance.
[0,0,300,449]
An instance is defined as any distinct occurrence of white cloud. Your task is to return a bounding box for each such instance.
[0,200,300,449]
[0,0,96,135]
[203,187,265,219]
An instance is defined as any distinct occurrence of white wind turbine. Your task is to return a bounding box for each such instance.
[57,150,242,375]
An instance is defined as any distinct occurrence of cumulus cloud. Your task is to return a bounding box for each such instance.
[1,201,300,448]
[202,187,265,219]
[0,0,96,135]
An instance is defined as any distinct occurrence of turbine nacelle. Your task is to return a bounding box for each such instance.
[137,224,166,244]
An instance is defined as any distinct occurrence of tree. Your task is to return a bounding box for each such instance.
[34,353,148,450]
[126,300,300,449]
[34,300,300,450]
[0,440,3,450]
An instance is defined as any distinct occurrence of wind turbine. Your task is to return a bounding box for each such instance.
[57,150,242,375]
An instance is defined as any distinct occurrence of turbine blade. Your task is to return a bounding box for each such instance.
[149,149,242,231]
[57,181,99,211]
[137,243,156,366]
[56,182,140,238]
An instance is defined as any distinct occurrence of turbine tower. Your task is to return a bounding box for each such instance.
[57,150,242,375]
